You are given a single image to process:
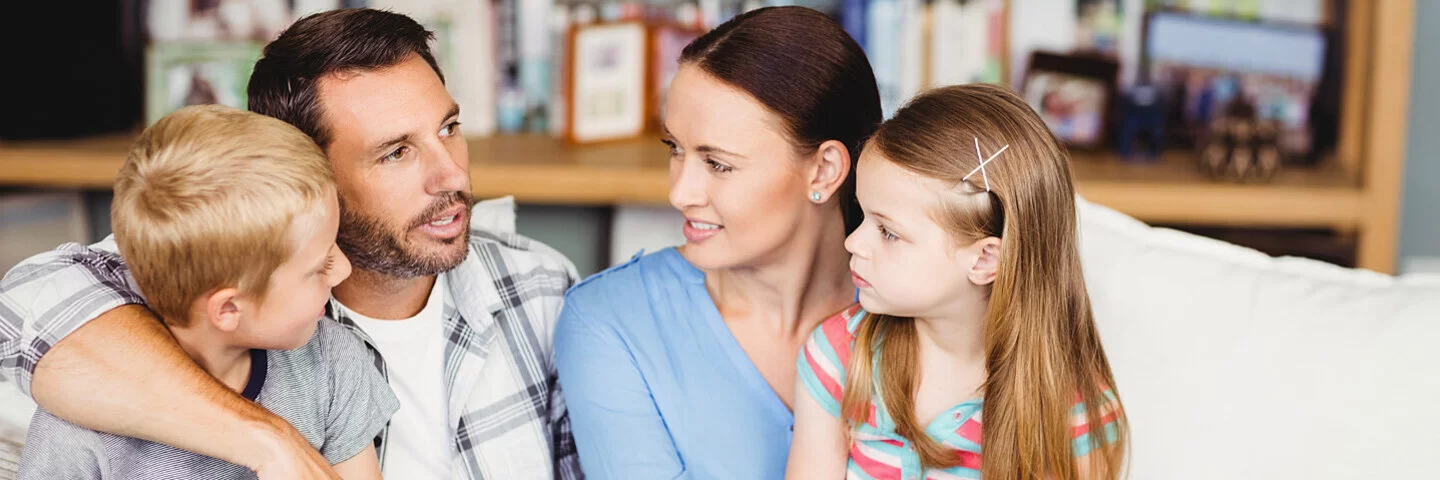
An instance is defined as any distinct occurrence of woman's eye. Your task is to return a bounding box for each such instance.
[705,158,734,173]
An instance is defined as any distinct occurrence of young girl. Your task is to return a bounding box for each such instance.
[786,84,1128,480]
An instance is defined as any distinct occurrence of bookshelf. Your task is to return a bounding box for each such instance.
[0,132,1375,232]
[0,1,1413,273]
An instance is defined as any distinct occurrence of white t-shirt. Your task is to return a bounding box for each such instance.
[339,275,453,480]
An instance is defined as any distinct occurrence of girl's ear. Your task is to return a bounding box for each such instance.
[967,237,1002,286]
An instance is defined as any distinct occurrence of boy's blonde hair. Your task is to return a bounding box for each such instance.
[112,104,335,326]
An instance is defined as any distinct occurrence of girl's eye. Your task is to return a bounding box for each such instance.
[661,139,681,157]
[878,224,899,242]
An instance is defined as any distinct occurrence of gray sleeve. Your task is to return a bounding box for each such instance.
[0,237,145,396]
[17,409,103,479]
[315,322,398,465]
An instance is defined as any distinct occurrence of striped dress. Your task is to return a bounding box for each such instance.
[796,305,1121,480]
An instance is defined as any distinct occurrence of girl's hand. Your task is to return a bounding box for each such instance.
[784,376,849,479]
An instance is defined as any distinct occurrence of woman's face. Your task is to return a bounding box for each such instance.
[663,65,818,270]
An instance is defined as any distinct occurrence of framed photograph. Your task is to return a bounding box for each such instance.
[146,42,264,125]
[564,22,648,144]
[1075,0,1124,56]
[1021,52,1119,149]
[649,24,702,129]
[1143,11,1327,156]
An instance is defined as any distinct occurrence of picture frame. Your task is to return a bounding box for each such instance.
[648,23,703,130]
[145,41,264,125]
[1021,51,1119,149]
[1141,10,1328,156]
[564,21,649,144]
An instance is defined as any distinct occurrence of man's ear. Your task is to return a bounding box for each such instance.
[204,288,244,332]
[967,237,1003,286]
[807,139,852,203]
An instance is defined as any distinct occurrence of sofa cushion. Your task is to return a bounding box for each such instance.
[1077,197,1440,479]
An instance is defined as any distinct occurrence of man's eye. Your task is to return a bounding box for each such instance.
[382,146,408,163]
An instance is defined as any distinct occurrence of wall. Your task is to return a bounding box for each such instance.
[1399,0,1440,273]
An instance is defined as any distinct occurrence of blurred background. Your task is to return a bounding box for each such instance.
[0,0,1432,277]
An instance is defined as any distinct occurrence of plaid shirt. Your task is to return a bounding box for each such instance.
[0,225,582,480]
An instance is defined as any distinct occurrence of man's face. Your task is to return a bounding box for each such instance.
[317,54,473,279]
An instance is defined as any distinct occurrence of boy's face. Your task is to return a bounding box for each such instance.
[236,192,350,350]
[318,54,473,279]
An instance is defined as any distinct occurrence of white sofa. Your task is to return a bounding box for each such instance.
[1078,198,1440,479]
[3,198,1437,478]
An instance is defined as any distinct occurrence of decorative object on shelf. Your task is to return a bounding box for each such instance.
[1021,51,1119,149]
[1143,11,1327,157]
[1115,82,1168,162]
[649,24,703,130]
[145,42,263,125]
[1197,97,1282,183]
[563,21,649,144]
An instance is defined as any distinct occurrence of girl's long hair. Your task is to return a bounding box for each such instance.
[839,84,1128,479]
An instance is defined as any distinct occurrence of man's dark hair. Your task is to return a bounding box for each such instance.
[247,8,445,148]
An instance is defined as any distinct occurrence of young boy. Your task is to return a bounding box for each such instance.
[18,105,398,479]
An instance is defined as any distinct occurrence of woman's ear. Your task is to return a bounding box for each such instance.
[807,139,851,203]
[967,237,1003,286]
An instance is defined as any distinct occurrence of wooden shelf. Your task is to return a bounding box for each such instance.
[0,133,1364,229]
[1068,151,1363,228]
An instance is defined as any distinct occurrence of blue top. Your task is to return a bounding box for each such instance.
[555,248,796,479]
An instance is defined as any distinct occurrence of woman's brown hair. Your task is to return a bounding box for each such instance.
[839,84,1128,479]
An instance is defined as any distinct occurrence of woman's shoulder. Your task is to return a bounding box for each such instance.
[566,248,689,299]
[562,248,699,328]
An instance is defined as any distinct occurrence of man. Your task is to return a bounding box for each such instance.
[0,9,580,479]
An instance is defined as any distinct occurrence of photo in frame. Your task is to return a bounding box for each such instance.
[1021,52,1119,149]
[145,42,264,125]
[564,21,648,144]
[1143,11,1327,156]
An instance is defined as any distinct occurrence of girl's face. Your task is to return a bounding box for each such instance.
[845,153,994,319]
[663,65,821,270]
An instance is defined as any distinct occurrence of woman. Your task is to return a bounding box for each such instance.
[554,6,881,479]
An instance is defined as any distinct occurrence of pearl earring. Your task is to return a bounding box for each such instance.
[810,192,823,202]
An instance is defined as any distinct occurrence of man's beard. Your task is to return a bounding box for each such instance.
[336,192,474,279]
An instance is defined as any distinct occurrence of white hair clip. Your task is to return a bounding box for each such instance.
[961,137,1009,192]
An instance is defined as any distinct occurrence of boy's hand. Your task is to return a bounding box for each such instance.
[251,419,342,480]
